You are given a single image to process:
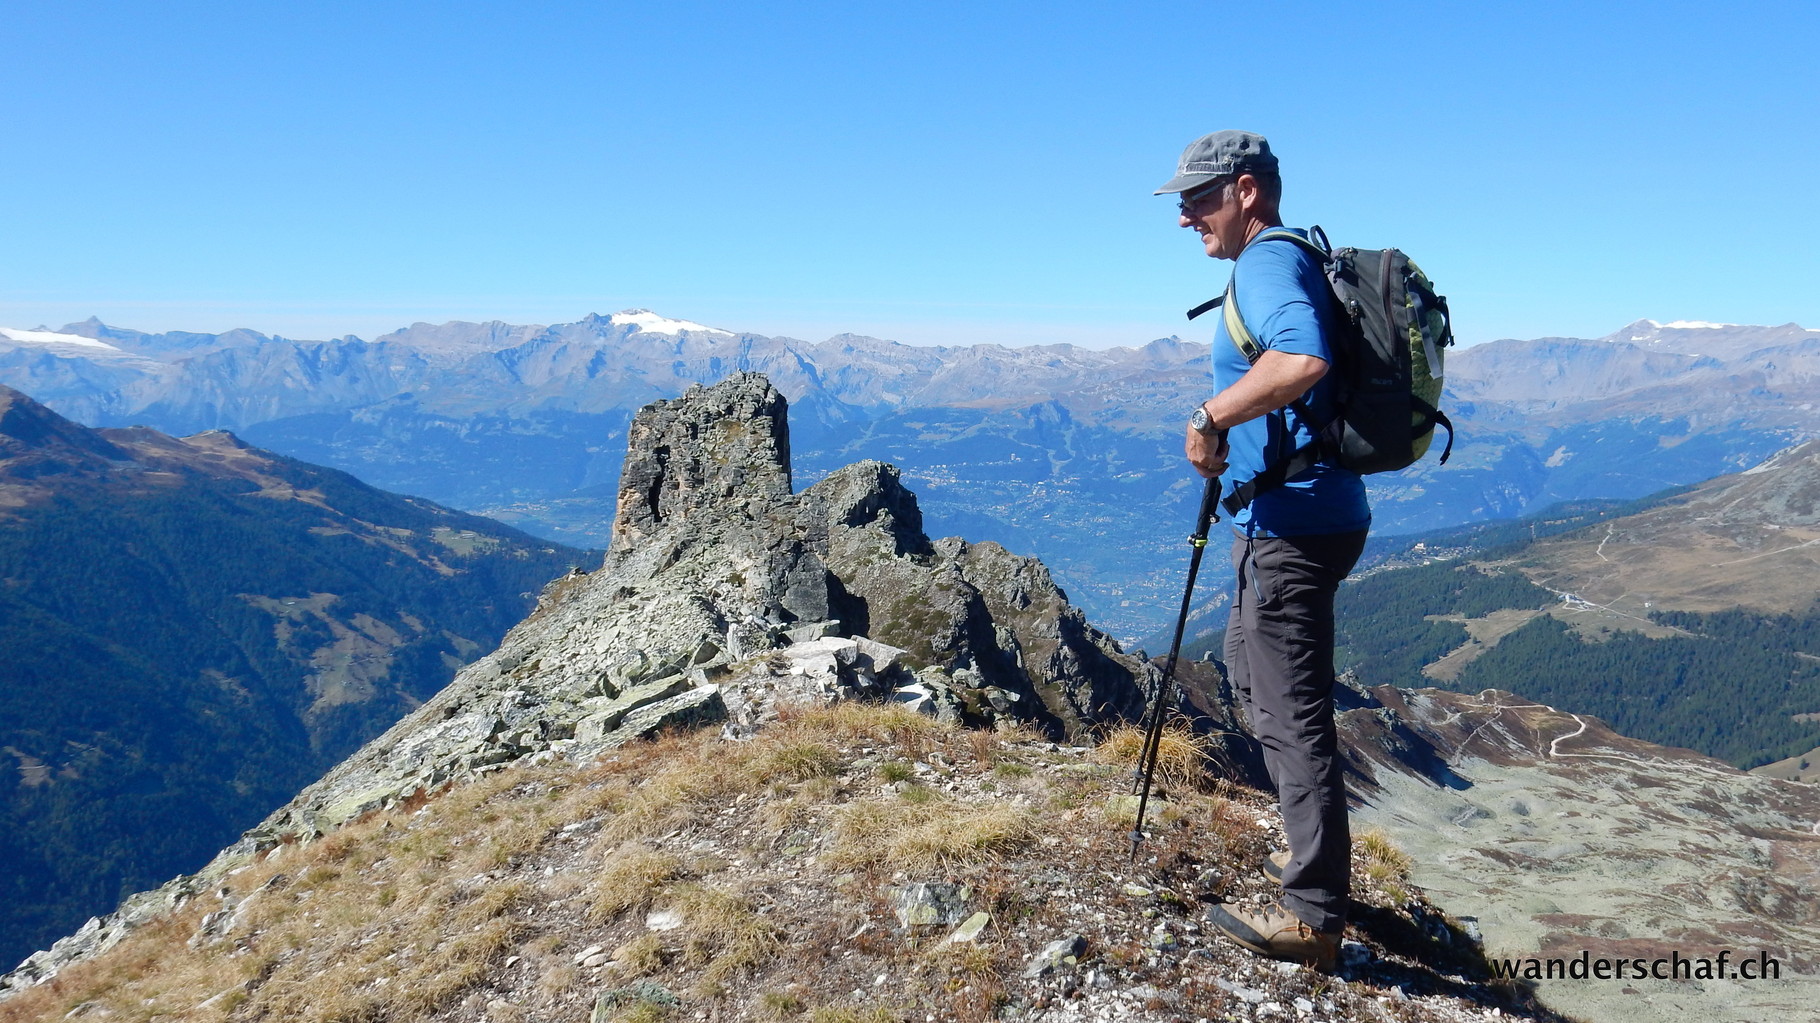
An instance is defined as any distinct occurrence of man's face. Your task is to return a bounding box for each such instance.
[1177,177,1243,260]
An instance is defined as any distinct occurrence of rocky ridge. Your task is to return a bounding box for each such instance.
[0,695,1564,1023]
[2,373,1159,991]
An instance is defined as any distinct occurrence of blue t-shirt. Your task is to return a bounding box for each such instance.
[1211,229,1371,538]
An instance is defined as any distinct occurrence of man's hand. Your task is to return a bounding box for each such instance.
[1185,423,1229,479]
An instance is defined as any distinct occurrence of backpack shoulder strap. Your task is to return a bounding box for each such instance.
[1252,227,1330,262]
[1213,227,1339,517]
[1183,227,1327,323]
[1222,276,1265,364]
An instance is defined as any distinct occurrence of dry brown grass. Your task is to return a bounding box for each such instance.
[0,701,1327,1023]
[664,883,781,984]
[806,1007,896,1023]
[586,844,686,922]
[828,797,1036,872]
[965,726,999,766]
[1090,722,1214,791]
[755,738,845,782]
[587,705,948,848]
[1358,828,1415,903]
[785,701,950,758]
[611,932,669,976]
[0,760,575,1023]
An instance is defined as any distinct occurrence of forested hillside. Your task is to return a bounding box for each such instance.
[1333,562,1820,767]
[0,387,585,971]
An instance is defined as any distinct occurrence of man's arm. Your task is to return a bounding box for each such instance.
[1205,349,1328,427]
[1184,349,1328,478]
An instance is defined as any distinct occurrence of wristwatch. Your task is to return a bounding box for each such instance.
[1188,404,1220,435]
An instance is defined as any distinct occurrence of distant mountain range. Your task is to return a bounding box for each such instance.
[0,386,584,971]
[4,313,1814,641]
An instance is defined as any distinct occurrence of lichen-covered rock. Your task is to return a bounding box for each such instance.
[611,373,792,549]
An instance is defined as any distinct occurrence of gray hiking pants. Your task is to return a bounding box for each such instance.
[1224,529,1367,933]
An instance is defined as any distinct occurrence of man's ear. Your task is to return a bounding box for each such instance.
[1234,173,1262,212]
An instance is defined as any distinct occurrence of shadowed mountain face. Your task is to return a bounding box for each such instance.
[0,385,583,972]
[5,314,1815,642]
[1341,685,1820,1023]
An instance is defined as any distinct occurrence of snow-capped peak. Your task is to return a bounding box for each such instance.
[0,327,124,352]
[609,310,732,336]
[1647,319,1738,330]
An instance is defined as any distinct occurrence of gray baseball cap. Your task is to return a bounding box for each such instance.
[1153,130,1278,195]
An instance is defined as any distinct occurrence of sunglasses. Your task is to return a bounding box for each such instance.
[1177,179,1233,216]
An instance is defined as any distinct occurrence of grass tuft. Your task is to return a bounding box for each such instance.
[667,883,782,983]
[612,933,670,977]
[1359,828,1414,903]
[586,844,686,922]
[830,797,1035,872]
[756,739,846,782]
[1090,723,1213,791]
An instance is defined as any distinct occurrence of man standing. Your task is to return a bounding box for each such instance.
[1156,130,1370,969]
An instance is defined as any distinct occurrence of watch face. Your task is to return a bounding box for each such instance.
[1189,407,1210,431]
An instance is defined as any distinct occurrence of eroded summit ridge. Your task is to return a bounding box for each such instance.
[4,372,1157,990]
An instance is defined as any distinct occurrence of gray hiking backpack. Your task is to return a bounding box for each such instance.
[1188,226,1455,517]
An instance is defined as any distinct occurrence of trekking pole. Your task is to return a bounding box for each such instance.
[1129,474,1221,860]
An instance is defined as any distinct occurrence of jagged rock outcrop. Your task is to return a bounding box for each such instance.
[3,372,1159,993]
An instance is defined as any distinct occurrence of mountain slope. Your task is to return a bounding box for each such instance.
[15,369,1817,1023]
[1332,440,1820,767]
[1341,684,1820,1023]
[0,702,1568,1023]
[0,386,585,971]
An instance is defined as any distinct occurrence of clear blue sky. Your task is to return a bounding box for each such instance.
[3,1,1815,348]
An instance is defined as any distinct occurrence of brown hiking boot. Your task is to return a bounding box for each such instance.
[1260,849,1291,884]
[1206,900,1341,970]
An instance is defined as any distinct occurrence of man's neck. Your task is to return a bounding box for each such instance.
[1240,215,1285,249]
